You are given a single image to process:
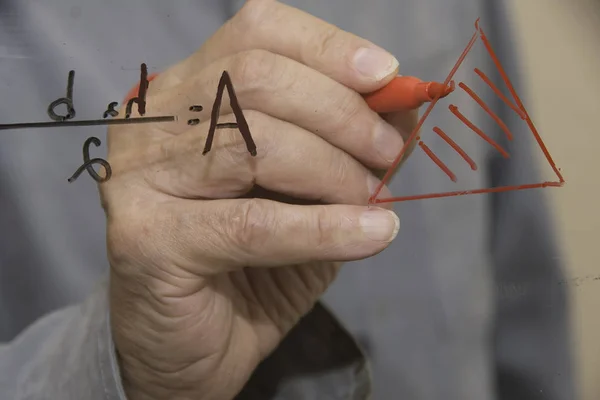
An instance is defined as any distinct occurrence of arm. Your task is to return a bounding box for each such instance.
[484,2,577,399]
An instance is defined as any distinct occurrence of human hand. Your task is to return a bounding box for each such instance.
[102,1,417,399]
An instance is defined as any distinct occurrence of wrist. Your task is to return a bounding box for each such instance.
[109,273,228,400]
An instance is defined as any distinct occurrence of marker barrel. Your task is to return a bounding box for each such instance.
[364,76,453,113]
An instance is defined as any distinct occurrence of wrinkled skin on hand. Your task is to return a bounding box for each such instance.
[100,1,417,399]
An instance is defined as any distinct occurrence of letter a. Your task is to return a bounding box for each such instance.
[202,71,257,156]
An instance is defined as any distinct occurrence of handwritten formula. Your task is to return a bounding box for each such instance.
[0,65,257,184]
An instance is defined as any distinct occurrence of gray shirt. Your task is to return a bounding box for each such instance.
[0,0,577,399]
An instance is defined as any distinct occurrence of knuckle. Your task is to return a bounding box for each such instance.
[106,201,167,267]
[227,198,274,255]
[231,49,279,92]
[325,151,352,193]
[215,109,269,162]
[239,108,263,126]
[106,212,147,267]
[237,109,268,152]
[332,90,362,131]
[310,26,342,62]
[235,0,272,32]
[313,205,336,249]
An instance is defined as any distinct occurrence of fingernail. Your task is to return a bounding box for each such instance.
[360,208,400,242]
[353,47,399,81]
[373,120,405,163]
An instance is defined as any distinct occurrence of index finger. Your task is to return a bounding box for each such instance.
[163,0,399,93]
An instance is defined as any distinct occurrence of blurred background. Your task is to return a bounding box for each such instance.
[509,0,600,398]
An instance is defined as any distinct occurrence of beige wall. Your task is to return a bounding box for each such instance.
[509,1,600,399]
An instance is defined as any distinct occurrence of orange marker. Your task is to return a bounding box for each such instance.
[363,76,455,113]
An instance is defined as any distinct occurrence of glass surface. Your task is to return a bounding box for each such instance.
[0,0,597,399]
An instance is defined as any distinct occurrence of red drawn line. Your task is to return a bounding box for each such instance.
[368,28,479,203]
[373,181,564,203]
[473,68,526,120]
[458,82,514,141]
[449,105,510,158]
[418,141,457,182]
[432,126,477,170]
[368,19,564,205]
[475,20,565,183]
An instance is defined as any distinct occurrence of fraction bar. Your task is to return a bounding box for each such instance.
[0,115,177,131]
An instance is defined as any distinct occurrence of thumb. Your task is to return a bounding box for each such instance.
[152,198,400,274]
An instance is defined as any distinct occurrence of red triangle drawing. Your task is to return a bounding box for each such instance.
[368,18,564,205]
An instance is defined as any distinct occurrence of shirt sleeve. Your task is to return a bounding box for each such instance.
[485,2,578,399]
[0,276,127,400]
[0,275,371,400]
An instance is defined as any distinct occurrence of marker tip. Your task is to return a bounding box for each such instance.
[427,81,455,100]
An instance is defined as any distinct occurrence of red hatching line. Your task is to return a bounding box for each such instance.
[449,105,510,158]
[418,141,457,182]
[476,21,565,183]
[432,126,477,170]
[373,181,564,203]
[473,68,526,120]
[368,28,479,204]
[458,82,514,141]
